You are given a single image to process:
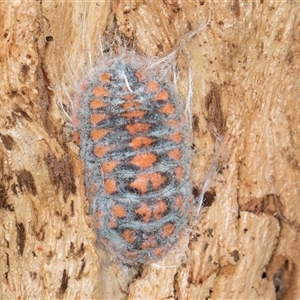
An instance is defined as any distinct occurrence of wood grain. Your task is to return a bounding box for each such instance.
[0,1,299,299]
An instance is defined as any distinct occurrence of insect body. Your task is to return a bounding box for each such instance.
[74,55,192,264]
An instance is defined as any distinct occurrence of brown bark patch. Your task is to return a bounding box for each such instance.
[16,222,26,256]
[57,269,69,297]
[44,152,76,201]
[16,169,37,196]
[0,183,14,211]
[239,194,282,215]
[0,133,15,150]
[205,82,226,135]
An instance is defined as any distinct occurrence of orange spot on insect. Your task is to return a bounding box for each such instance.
[101,161,120,173]
[135,69,146,82]
[93,86,111,97]
[90,113,109,125]
[168,132,183,143]
[140,236,157,250]
[168,149,182,160]
[153,247,165,257]
[90,129,110,141]
[122,229,136,243]
[94,211,103,219]
[111,204,126,218]
[99,73,111,83]
[164,119,179,127]
[126,123,151,134]
[128,172,166,194]
[146,80,160,92]
[73,131,80,145]
[153,200,168,220]
[99,237,109,246]
[104,178,117,194]
[174,166,184,181]
[122,110,146,119]
[129,136,155,150]
[135,202,152,222]
[130,152,157,168]
[162,223,175,238]
[159,103,175,115]
[128,174,149,194]
[79,83,87,94]
[93,145,114,158]
[124,251,138,261]
[174,195,183,210]
[90,99,107,109]
[108,217,117,228]
[150,173,166,190]
[94,220,102,229]
[123,101,141,109]
[152,90,169,101]
[122,94,136,101]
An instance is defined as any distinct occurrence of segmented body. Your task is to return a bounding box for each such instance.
[74,56,192,264]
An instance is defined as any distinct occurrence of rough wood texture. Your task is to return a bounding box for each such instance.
[0,1,299,299]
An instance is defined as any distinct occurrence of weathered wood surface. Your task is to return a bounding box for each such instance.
[0,1,299,299]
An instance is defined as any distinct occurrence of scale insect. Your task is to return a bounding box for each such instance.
[70,22,210,265]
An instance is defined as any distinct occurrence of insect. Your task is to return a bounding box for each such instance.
[73,53,192,264]
[71,21,209,264]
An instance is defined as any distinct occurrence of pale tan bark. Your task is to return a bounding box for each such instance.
[0,1,299,299]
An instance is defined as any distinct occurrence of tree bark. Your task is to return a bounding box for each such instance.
[0,1,299,299]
